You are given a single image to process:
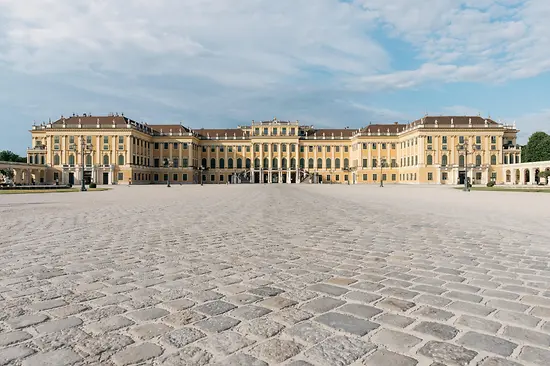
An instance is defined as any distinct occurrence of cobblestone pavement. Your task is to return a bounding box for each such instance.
[1,184,550,366]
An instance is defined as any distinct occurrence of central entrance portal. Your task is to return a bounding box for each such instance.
[458,170,466,185]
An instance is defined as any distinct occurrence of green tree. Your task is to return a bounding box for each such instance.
[0,150,26,163]
[521,132,550,162]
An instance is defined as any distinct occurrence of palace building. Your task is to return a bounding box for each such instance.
[26,114,521,185]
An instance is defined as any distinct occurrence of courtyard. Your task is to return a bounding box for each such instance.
[0,184,549,366]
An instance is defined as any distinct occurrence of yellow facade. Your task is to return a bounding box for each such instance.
[27,114,521,185]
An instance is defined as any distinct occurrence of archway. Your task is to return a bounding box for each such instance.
[535,169,540,185]
[515,169,520,184]
[524,169,530,184]
[505,170,511,183]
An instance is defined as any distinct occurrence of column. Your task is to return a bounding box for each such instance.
[127,135,132,166]
[179,141,183,167]
[224,145,228,170]
[268,143,272,183]
[169,141,173,161]
[295,143,300,184]
[189,143,194,168]
[278,143,282,183]
[419,136,425,165]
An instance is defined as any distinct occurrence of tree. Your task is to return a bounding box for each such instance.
[0,150,26,163]
[0,168,14,179]
[521,132,550,163]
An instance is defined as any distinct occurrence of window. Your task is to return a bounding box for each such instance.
[272,158,278,169]
[326,158,332,169]
[372,159,377,168]
[362,159,368,167]
[476,136,481,144]
[273,145,277,152]
[103,155,109,165]
[69,136,75,144]
[326,146,331,152]
[220,146,224,152]
[441,155,448,166]
[300,158,305,169]
[344,158,349,169]
[372,143,376,149]
[263,128,268,135]
[382,143,387,149]
[282,128,287,135]
[344,175,349,181]
[282,144,286,152]
[362,143,367,149]
[173,173,178,181]
[491,172,497,181]
[255,144,259,152]
[173,143,178,149]
[336,146,340,153]
[309,146,313,153]
[164,143,169,150]
[475,155,481,166]
[181,158,187,168]
[459,155,465,167]
[255,158,260,168]
[491,136,497,144]
[86,155,92,165]
[282,158,287,169]
[154,143,160,150]
[153,174,159,182]
[459,136,464,144]
[308,158,314,169]
[490,155,497,165]
[373,174,378,181]
[54,136,60,144]
[117,172,123,181]
[391,159,397,168]
[391,143,396,149]
[273,128,277,135]
[428,172,433,181]
[442,172,448,180]
[391,174,396,181]
[219,158,225,169]
[336,175,340,181]
[427,155,433,165]
[300,146,304,153]
[68,155,75,165]
[210,158,216,169]
[335,158,341,169]
[442,136,447,144]
[164,174,168,181]
[220,175,224,181]
[237,146,242,152]
[382,174,387,181]
[263,144,268,152]
[53,154,60,165]
[316,158,322,169]
[228,158,233,169]
[427,136,433,144]
[362,174,368,180]
[290,158,296,169]
[255,128,260,135]
[291,145,296,152]
[317,146,321,153]
[344,146,348,153]
[291,128,296,135]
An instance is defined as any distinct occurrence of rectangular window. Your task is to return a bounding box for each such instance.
[372,159,377,168]
[228,146,233,153]
[382,173,387,181]
[476,136,481,144]
[117,172,123,181]
[336,146,340,153]
[491,172,497,180]
[362,143,367,149]
[69,136,75,144]
[291,128,296,135]
[246,146,250,152]
[317,146,322,152]
[154,174,159,181]
[263,144,268,152]
[220,175,224,181]
[291,145,296,152]
[362,159,368,167]
[263,128,268,135]
[255,145,259,152]
[173,159,179,168]
[211,147,215,153]
[344,175,348,181]
[255,128,259,135]
[362,174,368,180]
[183,143,188,149]
[491,136,497,144]
[237,146,242,152]
[210,174,215,181]
[336,175,340,181]
[164,143,169,150]
[344,146,348,152]
[373,174,378,181]
[53,136,60,144]
[282,128,287,135]
[202,146,206,152]
[104,136,109,144]
[273,128,277,135]
[273,145,277,152]
[427,136,433,144]
[173,174,178,181]
[182,158,188,168]
[308,146,313,152]
[154,143,159,149]
[163,174,168,181]
[182,174,188,181]
[282,144,286,152]
[459,136,464,144]
[442,172,448,180]
[428,172,433,181]
[326,146,331,152]
[382,143,387,149]
[372,143,376,149]
[391,174,396,181]
[220,146,224,152]
[154,159,159,167]
[174,143,178,149]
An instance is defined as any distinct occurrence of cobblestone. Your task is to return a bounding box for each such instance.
[1,184,549,365]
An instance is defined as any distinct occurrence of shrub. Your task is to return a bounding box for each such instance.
[89,182,97,188]
[486,181,495,187]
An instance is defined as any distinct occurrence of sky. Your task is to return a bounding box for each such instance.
[1,0,550,154]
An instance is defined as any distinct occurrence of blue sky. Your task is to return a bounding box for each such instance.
[1,0,550,154]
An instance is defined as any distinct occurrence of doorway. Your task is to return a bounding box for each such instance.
[458,171,465,185]
[69,172,74,185]
[102,172,109,185]
[84,171,92,184]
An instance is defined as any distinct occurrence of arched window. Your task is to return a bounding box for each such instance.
[54,154,60,166]
[210,158,216,169]
[272,158,278,169]
[326,158,331,169]
[335,158,341,169]
[118,155,125,165]
[103,155,109,165]
[308,158,314,169]
[299,158,305,169]
[426,155,433,165]
[344,158,349,169]
[68,155,75,165]
[317,158,322,169]
[441,155,448,166]
[201,158,207,168]
[476,155,482,167]
[282,158,287,169]
[86,154,92,165]
[291,158,296,169]
[490,155,497,165]
[459,155,465,167]
[245,158,251,169]
[254,158,260,168]
[237,158,242,169]
[228,158,233,169]
[219,158,225,169]
[263,157,269,168]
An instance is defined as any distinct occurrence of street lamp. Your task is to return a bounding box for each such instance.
[165,160,173,187]
[71,138,93,191]
[380,158,387,187]
[456,139,476,192]
[198,165,208,186]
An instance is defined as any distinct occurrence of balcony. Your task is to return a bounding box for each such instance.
[503,144,521,150]
[27,146,47,152]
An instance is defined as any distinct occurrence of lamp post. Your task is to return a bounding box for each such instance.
[198,165,207,186]
[456,139,476,192]
[71,138,93,191]
[165,160,173,187]
[380,158,387,187]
